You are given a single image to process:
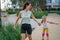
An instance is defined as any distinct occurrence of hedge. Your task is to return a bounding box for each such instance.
[6,9,19,14]
[32,11,48,18]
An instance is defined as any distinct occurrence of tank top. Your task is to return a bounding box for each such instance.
[20,10,32,24]
[42,21,48,28]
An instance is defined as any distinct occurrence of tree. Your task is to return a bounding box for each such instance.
[11,0,17,5]
[12,0,46,11]
[0,8,1,27]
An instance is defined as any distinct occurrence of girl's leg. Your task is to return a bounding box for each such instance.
[21,33,25,40]
[46,28,49,40]
[28,34,32,40]
[42,28,45,40]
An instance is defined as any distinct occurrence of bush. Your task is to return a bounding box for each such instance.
[0,23,21,40]
[6,9,19,14]
[57,13,60,15]
[32,11,48,19]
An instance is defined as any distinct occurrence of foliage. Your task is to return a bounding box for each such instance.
[57,13,60,15]
[6,9,19,14]
[32,11,48,18]
[11,0,17,5]
[0,23,21,40]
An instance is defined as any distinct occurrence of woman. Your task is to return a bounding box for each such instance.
[14,2,40,40]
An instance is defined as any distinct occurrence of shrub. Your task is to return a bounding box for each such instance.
[57,13,60,15]
[6,9,19,14]
[32,11,48,19]
[0,23,21,40]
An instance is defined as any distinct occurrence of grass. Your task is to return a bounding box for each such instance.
[0,23,21,40]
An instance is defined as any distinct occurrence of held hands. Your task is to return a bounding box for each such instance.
[37,22,41,26]
[36,20,41,26]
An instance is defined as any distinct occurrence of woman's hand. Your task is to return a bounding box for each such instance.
[37,22,41,26]
[14,13,21,30]
[14,24,16,30]
[31,14,41,26]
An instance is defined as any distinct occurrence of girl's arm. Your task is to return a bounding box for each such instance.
[47,21,59,25]
[14,13,21,29]
[31,13,41,26]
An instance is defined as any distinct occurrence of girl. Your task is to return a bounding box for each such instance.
[14,2,40,40]
[41,16,59,40]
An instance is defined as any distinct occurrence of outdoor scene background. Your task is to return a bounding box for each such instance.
[0,0,60,40]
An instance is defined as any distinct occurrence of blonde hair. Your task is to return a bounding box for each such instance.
[41,15,47,23]
[42,15,47,19]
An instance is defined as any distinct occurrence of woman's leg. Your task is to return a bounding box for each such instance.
[45,28,49,40]
[21,33,25,40]
[21,24,27,40]
[27,24,32,40]
[28,34,32,40]
[42,28,45,40]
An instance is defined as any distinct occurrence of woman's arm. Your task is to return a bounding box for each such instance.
[47,21,59,25]
[31,13,41,26]
[14,13,21,29]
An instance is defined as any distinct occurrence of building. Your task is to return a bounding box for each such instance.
[1,0,12,11]
[1,0,20,11]
[46,0,60,9]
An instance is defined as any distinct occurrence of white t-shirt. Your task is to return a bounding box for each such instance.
[42,21,48,28]
[20,10,32,24]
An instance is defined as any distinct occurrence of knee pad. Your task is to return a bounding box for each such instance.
[42,33,45,36]
[46,33,49,37]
